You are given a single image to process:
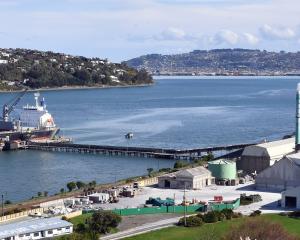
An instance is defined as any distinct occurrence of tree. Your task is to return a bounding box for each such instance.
[76,223,86,234]
[174,161,188,169]
[37,192,42,197]
[44,191,48,197]
[88,211,121,234]
[147,168,154,177]
[76,181,86,189]
[88,180,97,188]
[60,188,65,195]
[67,182,77,192]
[223,218,299,240]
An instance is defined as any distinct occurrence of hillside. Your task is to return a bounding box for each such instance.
[0,48,153,91]
[125,49,300,76]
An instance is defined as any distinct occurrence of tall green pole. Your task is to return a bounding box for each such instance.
[296,83,300,151]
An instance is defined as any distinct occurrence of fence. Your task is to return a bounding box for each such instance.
[210,198,240,211]
[0,207,44,223]
[82,198,240,217]
[111,205,205,216]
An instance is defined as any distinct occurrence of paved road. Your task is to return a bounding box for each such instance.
[101,216,182,240]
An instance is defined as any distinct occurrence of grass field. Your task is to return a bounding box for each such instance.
[124,214,300,240]
[69,213,92,226]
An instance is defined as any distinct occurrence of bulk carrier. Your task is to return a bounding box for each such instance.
[0,91,59,142]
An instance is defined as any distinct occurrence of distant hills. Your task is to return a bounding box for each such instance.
[124,49,300,76]
[0,48,153,91]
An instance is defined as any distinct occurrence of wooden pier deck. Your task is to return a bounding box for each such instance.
[26,142,256,160]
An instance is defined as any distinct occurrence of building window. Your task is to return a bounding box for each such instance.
[34,233,39,237]
[66,226,70,229]
[26,234,30,237]
[48,230,53,234]
[19,235,24,237]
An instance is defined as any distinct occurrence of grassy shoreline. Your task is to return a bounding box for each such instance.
[0,83,154,93]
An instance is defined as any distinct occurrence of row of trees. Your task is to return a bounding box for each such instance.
[65,180,97,192]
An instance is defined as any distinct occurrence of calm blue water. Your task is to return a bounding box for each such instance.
[0,76,298,201]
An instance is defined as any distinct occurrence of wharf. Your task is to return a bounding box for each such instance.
[25,142,256,160]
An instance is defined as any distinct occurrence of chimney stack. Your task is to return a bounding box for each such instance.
[296,83,300,151]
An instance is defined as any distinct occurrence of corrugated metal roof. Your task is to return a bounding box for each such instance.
[242,137,295,159]
[0,217,72,238]
[176,166,211,177]
[208,159,235,165]
[286,152,300,166]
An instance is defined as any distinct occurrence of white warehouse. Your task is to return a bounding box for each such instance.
[238,138,295,174]
[281,186,300,209]
[255,152,300,191]
[0,217,73,240]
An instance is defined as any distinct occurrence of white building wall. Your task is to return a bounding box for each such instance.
[281,187,300,208]
[1,226,73,240]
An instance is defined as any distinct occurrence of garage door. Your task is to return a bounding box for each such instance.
[285,196,297,208]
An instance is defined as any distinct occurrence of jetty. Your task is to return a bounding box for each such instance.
[25,141,256,160]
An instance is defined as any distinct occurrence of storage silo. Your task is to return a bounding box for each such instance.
[208,159,237,185]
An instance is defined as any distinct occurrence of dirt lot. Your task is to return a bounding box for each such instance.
[118,213,182,231]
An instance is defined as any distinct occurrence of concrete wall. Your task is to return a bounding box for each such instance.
[0,208,44,223]
[238,155,270,174]
[137,177,158,187]
[158,175,213,190]
[281,189,300,208]
[64,210,82,219]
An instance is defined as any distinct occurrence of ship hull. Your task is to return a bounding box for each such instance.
[0,128,60,141]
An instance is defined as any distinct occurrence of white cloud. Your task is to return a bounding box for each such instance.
[243,33,259,45]
[260,24,296,40]
[210,30,239,45]
[155,27,187,41]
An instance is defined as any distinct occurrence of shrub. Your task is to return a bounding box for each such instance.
[174,161,188,169]
[203,211,219,223]
[222,218,299,240]
[249,210,261,217]
[76,223,86,234]
[218,213,226,221]
[221,209,234,220]
[232,212,243,218]
[289,211,300,218]
[178,216,203,227]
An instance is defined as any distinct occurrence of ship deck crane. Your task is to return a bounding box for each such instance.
[2,89,28,122]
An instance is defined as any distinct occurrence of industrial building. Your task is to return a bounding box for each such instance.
[88,193,110,203]
[208,159,237,185]
[237,137,295,174]
[158,166,215,190]
[281,186,300,209]
[0,217,73,240]
[255,152,300,191]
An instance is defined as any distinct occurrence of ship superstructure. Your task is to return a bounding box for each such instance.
[0,91,59,141]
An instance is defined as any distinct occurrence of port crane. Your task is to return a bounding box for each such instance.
[2,89,28,122]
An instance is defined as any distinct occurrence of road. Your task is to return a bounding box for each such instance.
[101,216,182,240]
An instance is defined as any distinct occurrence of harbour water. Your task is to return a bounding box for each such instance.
[0,76,298,202]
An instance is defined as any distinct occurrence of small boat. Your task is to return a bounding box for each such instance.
[125,132,133,139]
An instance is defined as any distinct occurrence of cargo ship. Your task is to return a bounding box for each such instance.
[0,91,59,142]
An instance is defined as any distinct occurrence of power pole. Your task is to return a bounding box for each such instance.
[1,194,4,217]
[183,185,187,227]
[173,193,176,213]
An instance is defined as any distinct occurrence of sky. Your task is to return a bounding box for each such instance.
[0,0,299,62]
